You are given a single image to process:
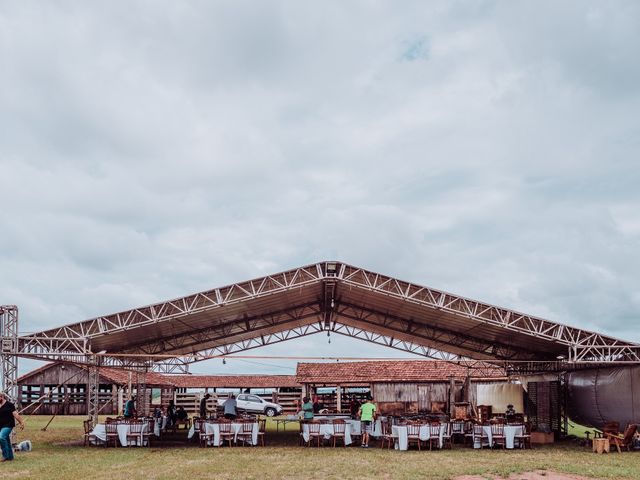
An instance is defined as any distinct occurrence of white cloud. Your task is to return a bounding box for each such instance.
[1,1,639,375]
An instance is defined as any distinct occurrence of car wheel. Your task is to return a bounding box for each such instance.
[265,407,276,417]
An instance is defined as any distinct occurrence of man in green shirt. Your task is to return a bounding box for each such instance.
[358,396,376,448]
[301,396,314,420]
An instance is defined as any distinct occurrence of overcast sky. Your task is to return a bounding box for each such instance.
[1,1,639,376]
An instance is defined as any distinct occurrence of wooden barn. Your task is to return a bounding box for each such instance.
[17,362,303,415]
[296,360,511,416]
[17,363,173,416]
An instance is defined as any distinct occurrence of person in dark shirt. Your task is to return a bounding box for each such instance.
[167,400,177,427]
[349,396,361,419]
[0,393,25,462]
[199,393,211,418]
[176,406,188,421]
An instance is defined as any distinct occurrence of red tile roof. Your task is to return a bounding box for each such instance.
[296,360,505,384]
[166,375,300,389]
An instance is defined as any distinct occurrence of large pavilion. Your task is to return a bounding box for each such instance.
[2,261,639,429]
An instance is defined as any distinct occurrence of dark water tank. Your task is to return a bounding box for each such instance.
[567,365,640,428]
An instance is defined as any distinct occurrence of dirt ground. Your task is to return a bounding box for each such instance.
[454,472,594,480]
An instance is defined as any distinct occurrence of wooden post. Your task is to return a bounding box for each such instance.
[449,377,456,418]
[336,385,342,413]
[118,387,124,416]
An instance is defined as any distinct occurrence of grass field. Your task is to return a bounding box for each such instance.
[1,416,639,480]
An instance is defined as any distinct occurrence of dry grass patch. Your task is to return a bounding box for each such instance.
[1,417,638,480]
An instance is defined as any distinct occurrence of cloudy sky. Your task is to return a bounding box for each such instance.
[1,1,639,376]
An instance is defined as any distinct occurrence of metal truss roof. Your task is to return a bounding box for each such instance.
[14,261,640,374]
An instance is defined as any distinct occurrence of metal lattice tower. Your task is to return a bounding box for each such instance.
[1,306,19,445]
[87,357,100,424]
[0,306,19,402]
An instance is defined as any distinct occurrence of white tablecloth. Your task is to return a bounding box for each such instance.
[343,419,383,438]
[188,422,259,446]
[392,424,447,450]
[90,423,149,447]
[153,416,168,436]
[473,425,523,449]
[301,423,353,445]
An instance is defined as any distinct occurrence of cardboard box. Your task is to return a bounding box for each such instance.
[531,431,554,444]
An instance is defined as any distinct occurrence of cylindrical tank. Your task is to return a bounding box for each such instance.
[567,365,640,428]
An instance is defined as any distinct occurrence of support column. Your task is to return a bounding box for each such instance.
[87,357,100,424]
[0,305,19,445]
[336,385,342,413]
[449,376,456,418]
[135,367,148,416]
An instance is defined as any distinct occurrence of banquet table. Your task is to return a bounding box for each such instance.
[90,422,150,447]
[391,424,447,450]
[188,422,259,446]
[473,425,524,449]
[343,418,383,438]
[301,422,353,445]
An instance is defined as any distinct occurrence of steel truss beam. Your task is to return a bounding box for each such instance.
[121,302,322,356]
[334,301,540,361]
[337,264,640,361]
[20,265,326,342]
[9,261,640,369]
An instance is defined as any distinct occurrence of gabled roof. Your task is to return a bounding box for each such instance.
[296,360,506,385]
[18,261,640,371]
[167,375,300,389]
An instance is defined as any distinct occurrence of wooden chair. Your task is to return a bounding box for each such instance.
[331,420,347,447]
[142,419,154,447]
[83,419,101,447]
[306,421,322,447]
[515,422,531,449]
[236,421,256,446]
[428,423,441,450]
[604,424,638,453]
[491,423,506,449]
[380,420,397,449]
[218,421,235,447]
[197,419,214,447]
[407,423,423,451]
[126,421,144,447]
[256,418,266,446]
[441,422,452,449]
[470,424,486,448]
[105,421,119,447]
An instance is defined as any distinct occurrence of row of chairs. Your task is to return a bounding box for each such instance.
[378,420,531,450]
[298,419,353,447]
[194,418,266,447]
[83,418,155,447]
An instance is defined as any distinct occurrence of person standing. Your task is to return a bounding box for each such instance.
[167,400,177,427]
[349,396,361,419]
[0,393,25,462]
[123,395,137,419]
[223,394,237,420]
[199,393,211,419]
[301,396,314,420]
[358,396,377,448]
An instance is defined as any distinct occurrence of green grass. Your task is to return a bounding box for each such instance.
[1,416,639,480]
